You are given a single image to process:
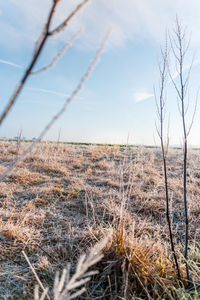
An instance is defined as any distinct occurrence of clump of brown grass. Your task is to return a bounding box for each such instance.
[6,169,45,186]
[33,162,68,177]
[0,219,40,243]
[101,226,185,299]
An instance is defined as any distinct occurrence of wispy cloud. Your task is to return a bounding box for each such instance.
[22,86,92,109]
[2,0,200,51]
[0,59,23,69]
[0,59,23,68]
[26,87,69,98]
[133,92,153,102]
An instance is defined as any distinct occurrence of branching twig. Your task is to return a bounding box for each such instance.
[0,29,111,182]
[155,38,181,278]
[171,17,190,281]
[32,30,82,75]
[168,16,197,282]
[0,0,89,126]
[49,0,89,37]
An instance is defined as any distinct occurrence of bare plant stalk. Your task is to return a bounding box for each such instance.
[31,30,82,75]
[169,17,196,282]
[57,128,61,145]
[16,128,22,155]
[0,30,111,182]
[0,0,89,126]
[155,40,181,278]
[22,251,51,300]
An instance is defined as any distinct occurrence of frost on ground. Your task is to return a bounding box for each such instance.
[0,141,200,299]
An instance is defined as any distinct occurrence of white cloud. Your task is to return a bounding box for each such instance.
[2,0,200,52]
[0,59,23,69]
[133,92,154,102]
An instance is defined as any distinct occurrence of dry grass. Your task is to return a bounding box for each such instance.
[0,141,200,299]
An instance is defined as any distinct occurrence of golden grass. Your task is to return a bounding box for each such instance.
[0,141,200,298]
[6,169,45,186]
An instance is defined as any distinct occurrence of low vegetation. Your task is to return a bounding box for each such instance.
[0,141,200,299]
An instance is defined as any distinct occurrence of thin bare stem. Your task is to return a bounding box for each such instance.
[187,89,199,136]
[155,39,181,278]
[0,1,57,126]
[22,251,51,300]
[49,0,89,36]
[169,16,197,282]
[0,0,89,126]
[32,30,82,75]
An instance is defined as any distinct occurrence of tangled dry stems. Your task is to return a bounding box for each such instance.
[0,141,200,298]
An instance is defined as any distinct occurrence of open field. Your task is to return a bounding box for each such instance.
[0,141,200,299]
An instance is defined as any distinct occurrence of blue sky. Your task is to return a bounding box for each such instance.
[0,0,200,145]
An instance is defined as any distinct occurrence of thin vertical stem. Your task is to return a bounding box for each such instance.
[155,43,181,278]
[169,17,191,281]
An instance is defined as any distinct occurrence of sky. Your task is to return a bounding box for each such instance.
[0,0,200,146]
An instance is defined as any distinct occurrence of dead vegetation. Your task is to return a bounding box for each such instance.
[0,141,200,299]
